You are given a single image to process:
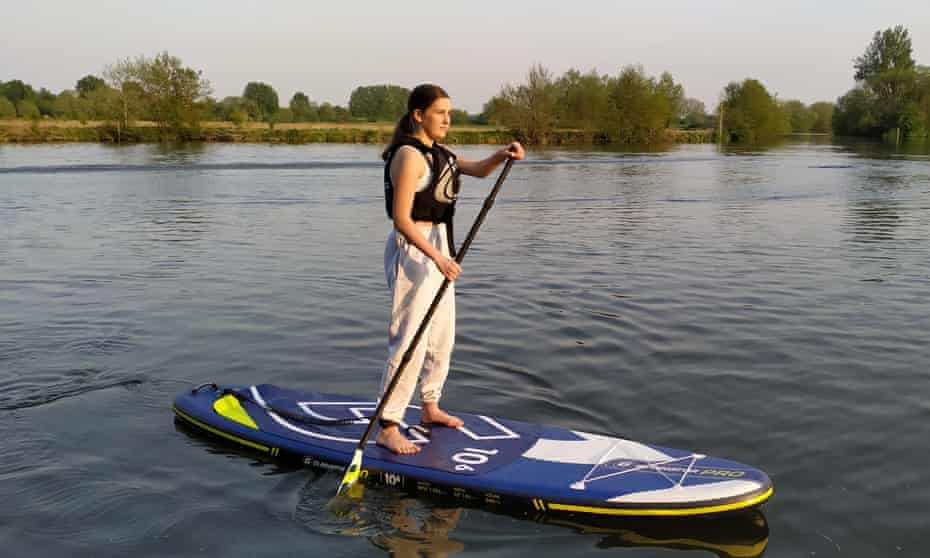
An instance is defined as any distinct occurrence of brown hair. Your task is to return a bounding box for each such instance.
[381,84,450,160]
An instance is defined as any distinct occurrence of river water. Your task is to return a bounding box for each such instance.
[1,139,928,557]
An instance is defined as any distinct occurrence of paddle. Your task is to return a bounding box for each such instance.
[336,150,517,496]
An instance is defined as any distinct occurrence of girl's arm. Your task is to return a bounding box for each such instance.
[391,147,461,280]
[457,142,525,178]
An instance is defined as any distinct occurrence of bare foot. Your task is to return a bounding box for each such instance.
[421,402,464,428]
[376,425,421,455]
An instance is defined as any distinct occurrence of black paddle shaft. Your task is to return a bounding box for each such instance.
[354,155,516,450]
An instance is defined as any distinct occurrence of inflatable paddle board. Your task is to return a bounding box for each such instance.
[173,384,772,517]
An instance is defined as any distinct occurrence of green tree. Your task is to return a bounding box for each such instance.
[239,98,260,121]
[606,65,675,144]
[318,102,350,122]
[913,66,930,137]
[852,25,918,136]
[289,91,318,122]
[0,96,16,118]
[720,78,789,143]
[36,88,57,117]
[85,86,121,122]
[104,57,144,136]
[782,100,817,132]
[220,96,249,126]
[274,107,294,124]
[680,97,709,129]
[349,84,409,121]
[242,82,279,122]
[229,109,247,126]
[76,75,106,98]
[52,90,90,121]
[832,87,880,136]
[0,80,37,105]
[655,71,684,128]
[198,97,221,121]
[854,26,915,86]
[17,100,40,120]
[489,64,557,143]
[553,68,609,133]
[482,95,515,126]
[809,102,834,133]
[214,96,243,121]
[450,109,471,125]
[136,52,212,138]
[317,102,335,122]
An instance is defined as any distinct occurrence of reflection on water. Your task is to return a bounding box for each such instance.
[838,137,930,160]
[150,141,210,165]
[847,200,901,244]
[330,497,466,557]
[301,470,768,558]
[331,495,769,558]
[370,504,464,558]
[542,512,768,557]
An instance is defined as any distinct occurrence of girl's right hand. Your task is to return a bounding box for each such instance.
[435,256,462,281]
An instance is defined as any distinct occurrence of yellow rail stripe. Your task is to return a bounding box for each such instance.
[548,487,773,517]
[174,406,273,454]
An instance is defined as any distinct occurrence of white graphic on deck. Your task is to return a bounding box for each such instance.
[458,417,519,441]
[523,431,760,503]
[571,446,705,491]
[249,385,520,445]
[452,448,500,472]
[250,386,402,444]
[606,480,761,503]
[296,401,370,425]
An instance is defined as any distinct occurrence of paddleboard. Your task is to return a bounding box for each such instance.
[173,383,773,517]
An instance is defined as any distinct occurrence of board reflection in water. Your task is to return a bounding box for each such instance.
[301,478,769,558]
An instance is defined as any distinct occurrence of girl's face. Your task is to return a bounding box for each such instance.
[414,97,452,141]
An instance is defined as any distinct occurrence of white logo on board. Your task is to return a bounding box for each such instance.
[452,448,500,472]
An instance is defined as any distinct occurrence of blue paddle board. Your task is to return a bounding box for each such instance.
[173,384,772,517]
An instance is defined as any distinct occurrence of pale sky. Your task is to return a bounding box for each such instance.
[4,1,929,113]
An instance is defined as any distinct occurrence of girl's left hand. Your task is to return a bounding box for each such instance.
[504,142,525,161]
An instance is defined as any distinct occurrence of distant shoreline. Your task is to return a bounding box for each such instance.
[0,119,715,145]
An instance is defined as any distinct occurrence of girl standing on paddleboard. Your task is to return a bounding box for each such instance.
[378,84,524,454]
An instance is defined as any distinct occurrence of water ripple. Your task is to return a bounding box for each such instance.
[0,371,143,411]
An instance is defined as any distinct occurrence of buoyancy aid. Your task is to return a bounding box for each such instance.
[384,137,461,256]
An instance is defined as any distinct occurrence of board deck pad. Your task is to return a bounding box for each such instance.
[253,384,539,476]
[173,384,773,516]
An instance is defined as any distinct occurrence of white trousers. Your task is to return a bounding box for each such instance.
[380,223,455,424]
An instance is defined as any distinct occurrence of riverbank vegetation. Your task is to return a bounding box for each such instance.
[833,26,930,141]
[0,26,925,145]
[0,119,515,144]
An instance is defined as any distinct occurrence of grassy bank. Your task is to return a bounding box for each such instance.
[0,119,715,145]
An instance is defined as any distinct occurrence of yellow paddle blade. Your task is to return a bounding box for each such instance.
[337,450,364,497]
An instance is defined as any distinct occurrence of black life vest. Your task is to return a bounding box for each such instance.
[384,137,461,256]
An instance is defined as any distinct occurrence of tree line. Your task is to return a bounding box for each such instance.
[478,64,838,144]
[1,25,926,143]
[717,80,834,143]
[488,25,925,144]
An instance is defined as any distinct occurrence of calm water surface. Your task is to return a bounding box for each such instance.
[1,140,928,557]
